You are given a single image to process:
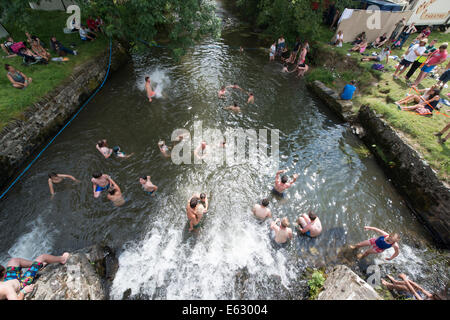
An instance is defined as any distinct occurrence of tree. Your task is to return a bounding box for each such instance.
[1,0,222,56]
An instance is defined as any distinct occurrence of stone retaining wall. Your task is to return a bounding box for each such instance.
[308,80,450,248]
[0,42,130,191]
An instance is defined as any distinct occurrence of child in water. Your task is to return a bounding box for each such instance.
[350,226,400,260]
[112,146,134,158]
[145,76,156,102]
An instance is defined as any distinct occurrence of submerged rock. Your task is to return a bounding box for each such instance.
[318,265,382,300]
[25,244,118,300]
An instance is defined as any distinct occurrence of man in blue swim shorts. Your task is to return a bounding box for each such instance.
[91,172,112,198]
[139,175,158,196]
[296,211,322,237]
[0,252,69,300]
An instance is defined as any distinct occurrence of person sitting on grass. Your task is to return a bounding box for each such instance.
[435,122,450,144]
[361,46,390,64]
[412,43,448,87]
[350,226,400,260]
[50,36,77,56]
[370,33,388,49]
[398,89,441,115]
[349,39,368,53]
[5,64,32,89]
[394,85,439,107]
[351,32,366,45]
[79,25,96,41]
[30,36,51,62]
[333,30,344,48]
[87,16,99,33]
[0,252,69,300]
[340,80,357,100]
[382,274,441,300]
[1,37,17,58]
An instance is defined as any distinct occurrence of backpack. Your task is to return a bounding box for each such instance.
[372,63,384,70]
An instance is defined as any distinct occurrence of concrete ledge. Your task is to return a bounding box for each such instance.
[307,80,355,122]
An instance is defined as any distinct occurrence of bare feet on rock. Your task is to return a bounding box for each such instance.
[61,252,70,264]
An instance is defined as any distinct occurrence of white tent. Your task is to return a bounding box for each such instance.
[29,0,77,11]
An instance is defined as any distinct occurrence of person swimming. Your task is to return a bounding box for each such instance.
[112,146,134,158]
[218,86,227,99]
[139,175,158,196]
[247,92,254,104]
[145,76,156,102]
[47,172,79,197]
[272,169,298,198]
[252,198,272,220]
[96,139,113,159]
[296,211,322,237]
[158,140,171,158]
[350,226,400,260]
[224,102,241,113]
[91,172,112,198]
[270,217,293,244]
[107,178,125,206]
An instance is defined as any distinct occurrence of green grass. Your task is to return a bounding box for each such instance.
[0,9,108,131]
[310,26,450,183]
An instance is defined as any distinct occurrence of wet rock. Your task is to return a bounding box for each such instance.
[25,244,118,300]
[318,265,382,300]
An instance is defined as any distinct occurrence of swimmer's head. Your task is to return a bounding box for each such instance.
[48,172,58,179]
[249,92,253,96]
[108,188,116,195]
[387,233,400,244]
[261,198,269,207]
[97,139,107,147]
[145,76,150,82]
[158,140,165,147]
[113,146,120,153]
[190,197,199,208]
[221,85,225,90]
[201,141,206,148]
[281,217,290,228]
[281,175,288,184]
[200,193,206,200]
[92,172,102,179]
[139,176,147,184]
[233,102,238,107]
[308,211,317,221]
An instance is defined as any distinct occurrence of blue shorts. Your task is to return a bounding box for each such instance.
[305,231,311,237]
[421,65,436,73]
[95,184,110,192]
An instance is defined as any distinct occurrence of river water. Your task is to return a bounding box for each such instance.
[0,1,448,299]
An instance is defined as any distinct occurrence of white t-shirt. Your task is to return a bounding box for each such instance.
[79,28,88,39]
[405,44,426,62]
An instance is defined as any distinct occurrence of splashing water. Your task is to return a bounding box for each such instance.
[136,68,170,99]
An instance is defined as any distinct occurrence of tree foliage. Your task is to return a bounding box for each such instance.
[1,0,221,56]
[233,0,355,44]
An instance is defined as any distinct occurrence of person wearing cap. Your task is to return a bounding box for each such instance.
[270,217,293,244]
[393,38,427,79]
[405,39,438,82]
[413,43,448,87]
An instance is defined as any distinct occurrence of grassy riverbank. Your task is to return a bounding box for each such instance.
[306,27,450,183]
[0,10,108,131]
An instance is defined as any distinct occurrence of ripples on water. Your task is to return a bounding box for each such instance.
[0,11,448,299]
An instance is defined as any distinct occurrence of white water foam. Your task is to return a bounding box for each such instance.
[3,217,57,263]
[111,213,298,299]
[136,68,170,99]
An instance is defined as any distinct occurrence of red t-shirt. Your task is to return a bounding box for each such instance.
[87,19,96,30]
[428,50,448,66]
[421,29,431,38]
